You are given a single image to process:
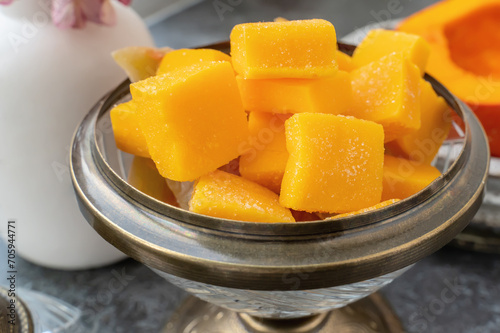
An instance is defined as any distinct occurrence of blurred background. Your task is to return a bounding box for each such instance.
[132,0,440,47]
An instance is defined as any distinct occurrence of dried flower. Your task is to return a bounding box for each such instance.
[1,0,132,29]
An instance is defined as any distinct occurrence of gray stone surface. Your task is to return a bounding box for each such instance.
[3,0,500,332]
[7,246,500,332]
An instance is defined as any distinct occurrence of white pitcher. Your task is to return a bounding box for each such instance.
[0,0,154,269]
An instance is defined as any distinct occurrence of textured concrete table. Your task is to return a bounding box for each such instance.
[12,247,500,332]
[5,0,500,332]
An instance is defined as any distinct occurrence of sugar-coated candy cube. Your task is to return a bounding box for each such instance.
[230,19,338,79]
[386,79,451,164]
[156,48,231,75]
[350,53,421,142]
[131,62,249,181]
[280,113,385,213]
[382,155,441,201]
[239,112,290,193]
[110,100,150,158]
[326,199,400,220]
[236,71,352,115]
[190,170,295,222]
[352,29,430,75]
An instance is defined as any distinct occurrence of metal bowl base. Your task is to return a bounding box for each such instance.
[162,293,403,333]
[450,157,500,254]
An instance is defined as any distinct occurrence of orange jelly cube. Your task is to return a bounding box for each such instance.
[387,79,451,164]
[280,113,384,213]
[230,19,338,79]
[127,156,178,206]
[110,100,150,158]
[382,155,441,201]
[239,112,290,193]
[352,29,430,75]
[189,170,295,223]
[350,53,421,142]
[236,71,352,115]
[156,48,231,75]
[327,199,400,220]
[131,62,249,182]
[336,51,355,72]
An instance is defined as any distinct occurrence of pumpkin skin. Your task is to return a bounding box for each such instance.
[398,0,500,156]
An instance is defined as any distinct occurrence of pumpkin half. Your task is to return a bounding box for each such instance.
[398,0,500,156]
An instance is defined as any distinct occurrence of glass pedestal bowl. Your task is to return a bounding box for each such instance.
[70,43,489,332]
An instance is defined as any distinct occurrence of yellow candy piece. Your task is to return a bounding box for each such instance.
[274,17,289,22]
[327,199,400,220]
[156,48,231,75]
[336,51,355,72]
[382,155,441,201]
[110,100,149,158]
[131,62,249,182]
[350,53,421,142]
[189,170,295,223]
[280,113,385,213]
[236,71,352,115]
[127,156,178,206]
[239,112,290,193]
[112,46,173,82]
[352,29,430,75]
[387,79,451,164]
[230,19,338,79]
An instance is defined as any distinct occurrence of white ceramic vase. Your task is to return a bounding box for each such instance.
[0,1,154,269]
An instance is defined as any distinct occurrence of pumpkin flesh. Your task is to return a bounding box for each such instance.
[398,0,500,156]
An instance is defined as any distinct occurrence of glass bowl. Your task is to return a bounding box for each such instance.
[70,42,489,330]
